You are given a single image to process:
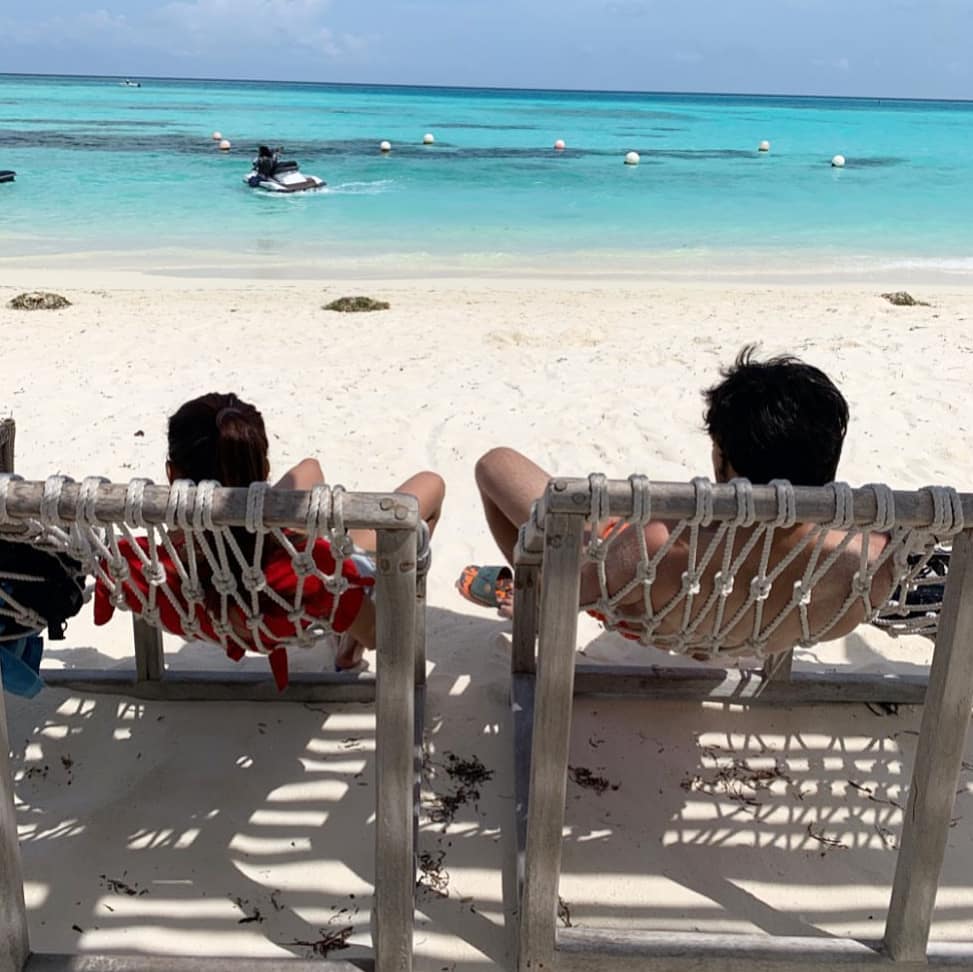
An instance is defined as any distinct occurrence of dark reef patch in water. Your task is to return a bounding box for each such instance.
[833,156,906,168]
[429,122,539,131]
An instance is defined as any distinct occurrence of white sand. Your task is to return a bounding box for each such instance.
[2,272,973,968]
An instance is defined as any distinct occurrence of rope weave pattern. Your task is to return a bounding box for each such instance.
[0,476,429,657]
[570,477,962,658]
[0,474,87,641]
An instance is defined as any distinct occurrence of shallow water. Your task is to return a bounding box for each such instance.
[1,74,972,271]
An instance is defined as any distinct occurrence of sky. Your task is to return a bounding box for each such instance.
[0,0,970,99]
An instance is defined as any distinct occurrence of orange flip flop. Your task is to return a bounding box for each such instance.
[456,564,514,611]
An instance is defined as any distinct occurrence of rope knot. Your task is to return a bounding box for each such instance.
[792,580,812,606]
[141,606,161,627]
[828,482,855,529]
[714,570,735,597]
[689,477,714,526]
[0,473,23,524]
[680,571,702,596]
[108,557,131,583]
[326,575,350,597]
[588,473,610,525]
[864,483,896,532]
[628,474,651,524]
[124,478,152,527]
[144,562,166,587]
[586,536,609,561]
[769,480,797,528]
[750,576,772,602]
[636,562,656,584]
[210,570,236,596]
[41,475,72,525]
[245,482,269,534]
[79,476,108,525]
[922,485,964,536]
[241,566,266,593]
[190,480,217,531]
[305,484,332,537]
[851,571,871,597]
[182,583,204,605]
[165,480,193,530]
[292,553,316,578]
[730,478,756,527]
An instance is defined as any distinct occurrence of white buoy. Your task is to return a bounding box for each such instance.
[554,139,566,151]
[212,131,222,141]
[758,140,770,152]
[624,151,640,166]
[831,154,846,168]
[423,132,435,144]
[218,139,231,151]
[380,140,392,153]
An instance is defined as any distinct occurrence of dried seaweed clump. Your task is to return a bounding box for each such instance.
[881,291,930,307]
[323,296,390,312]
[8,291,71,310]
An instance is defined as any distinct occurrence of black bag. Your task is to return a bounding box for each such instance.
[0,539,85,640]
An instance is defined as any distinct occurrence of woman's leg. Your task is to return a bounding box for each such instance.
[348,470,445,553]
[274,460,445,554]
[474,447,552,564]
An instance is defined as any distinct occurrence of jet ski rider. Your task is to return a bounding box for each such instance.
[254,145,278,180]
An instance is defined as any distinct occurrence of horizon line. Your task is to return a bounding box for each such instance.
[1,70,970,105]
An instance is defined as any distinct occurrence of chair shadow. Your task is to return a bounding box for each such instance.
[10,604,517,971]
[505,623,969,949]
[12,604,959,970]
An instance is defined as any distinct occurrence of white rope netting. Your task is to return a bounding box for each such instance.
[576,476,960,660]
[0,475,388,669]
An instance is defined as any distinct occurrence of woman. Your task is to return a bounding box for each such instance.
[98,392,444,678]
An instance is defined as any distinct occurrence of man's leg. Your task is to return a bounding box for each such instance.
[475,447,552,564]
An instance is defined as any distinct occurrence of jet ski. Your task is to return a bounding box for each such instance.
[119,79,141,87]
[0,171,15,184]
[245,146,325,193]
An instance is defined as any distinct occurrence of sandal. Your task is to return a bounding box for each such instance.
[456,564,514,613]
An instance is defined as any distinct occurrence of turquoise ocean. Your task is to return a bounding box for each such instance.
[1,73,972,275]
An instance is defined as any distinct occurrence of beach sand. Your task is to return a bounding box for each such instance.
[3,273,973,968]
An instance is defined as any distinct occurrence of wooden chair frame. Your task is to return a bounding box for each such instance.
[0,420,426,972]
[512,476,973,971]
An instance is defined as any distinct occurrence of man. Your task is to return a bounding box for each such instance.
[465,346,893,658]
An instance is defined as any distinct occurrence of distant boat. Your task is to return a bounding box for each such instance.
[119,79,141,88]
[0,170,15,184]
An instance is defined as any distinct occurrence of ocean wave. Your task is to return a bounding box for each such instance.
[880,256,973,274]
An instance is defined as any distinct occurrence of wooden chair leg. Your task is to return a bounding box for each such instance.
[518,515,584,972]
[413,572,427,876]
[512,564,539,677]
[885,528,973,961]
[374,528,417,972]
[133,618,164,682]
[0,675,30,971]
[0,418,14,475]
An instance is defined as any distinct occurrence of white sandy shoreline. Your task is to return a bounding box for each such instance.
[2,243,973,287]
[3,276,973,969]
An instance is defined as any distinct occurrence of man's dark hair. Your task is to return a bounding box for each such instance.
[703,345,849,486]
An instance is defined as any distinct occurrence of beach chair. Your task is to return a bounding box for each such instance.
[512,474,973,971]
[0,419,427,972]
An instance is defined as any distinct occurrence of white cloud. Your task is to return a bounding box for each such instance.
[153,0,362,57]
[0,0,367,62]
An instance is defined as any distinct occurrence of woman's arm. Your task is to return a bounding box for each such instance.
[345,594,376,650]
[274,458,325,490]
